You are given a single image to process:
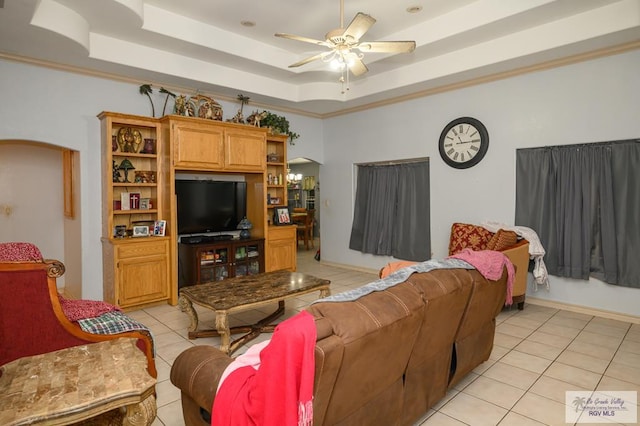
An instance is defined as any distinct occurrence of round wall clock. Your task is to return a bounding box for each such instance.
[438,117,489,169]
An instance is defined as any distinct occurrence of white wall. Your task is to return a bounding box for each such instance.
[0,143,65,287]
[321,49,640,317]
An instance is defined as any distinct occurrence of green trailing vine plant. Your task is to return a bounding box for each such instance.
[260,111,300,145]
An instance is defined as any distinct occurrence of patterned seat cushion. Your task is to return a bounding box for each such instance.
[448,223,494,255]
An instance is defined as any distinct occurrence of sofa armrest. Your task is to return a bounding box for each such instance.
[170,346,234,418]
[500,240,530,299]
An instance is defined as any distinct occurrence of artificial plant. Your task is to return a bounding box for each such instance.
[260,111,300,145]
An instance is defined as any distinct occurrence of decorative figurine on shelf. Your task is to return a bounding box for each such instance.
[174,95,188,116]
[191,94,223,120]
[229,94,250,124]
[118,158,135,183]
[117,127,143,153]
[141,138,156,154]
[112,160,121,183]
[237,217,253,239]
[246,110,267,127]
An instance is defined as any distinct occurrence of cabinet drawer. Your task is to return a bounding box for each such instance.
[268,225,296,241]
[116,239,168,259]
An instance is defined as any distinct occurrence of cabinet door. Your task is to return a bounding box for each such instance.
[224,128,265,171]
[117,253,169,307]
[198,246,230,283]
[266,226,297,272]
[173,122,224,169]
[234,240,264,276]
[115,239,170,308]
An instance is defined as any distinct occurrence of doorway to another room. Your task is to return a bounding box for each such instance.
[287,158,320,255]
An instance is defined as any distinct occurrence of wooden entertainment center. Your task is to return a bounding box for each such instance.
[99,112,296,309]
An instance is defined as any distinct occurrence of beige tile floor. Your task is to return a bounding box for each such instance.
[128,242,640,426]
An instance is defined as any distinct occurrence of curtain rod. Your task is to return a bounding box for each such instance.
[356,157,429,167]
[517,138,639,152]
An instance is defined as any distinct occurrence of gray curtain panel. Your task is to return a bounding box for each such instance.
[515,140,640,288]
[349,160,430,261]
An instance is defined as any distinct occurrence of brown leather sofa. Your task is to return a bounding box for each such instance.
[170,266,508,425]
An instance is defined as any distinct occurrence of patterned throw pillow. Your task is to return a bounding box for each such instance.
[448,223,494,255]
[486,229,519,251]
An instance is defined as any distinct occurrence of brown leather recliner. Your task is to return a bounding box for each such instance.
[170,266,508,425]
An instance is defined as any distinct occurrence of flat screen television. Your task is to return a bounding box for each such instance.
[175,180,247,235]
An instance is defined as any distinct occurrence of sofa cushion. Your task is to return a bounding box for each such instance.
[448,223,494,255]
[486,229,519,251]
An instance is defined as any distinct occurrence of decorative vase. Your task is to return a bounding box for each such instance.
[142,138,156,154]
[112,135,118,151]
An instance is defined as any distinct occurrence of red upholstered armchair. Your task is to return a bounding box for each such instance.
[0,242,156,377]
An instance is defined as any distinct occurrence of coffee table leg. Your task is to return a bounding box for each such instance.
[216,312,231,354]
[123,394,157,426]
[320,287,331,298]
[178,295,199,338]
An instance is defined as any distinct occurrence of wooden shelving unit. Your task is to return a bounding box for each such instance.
[99,112,172,309]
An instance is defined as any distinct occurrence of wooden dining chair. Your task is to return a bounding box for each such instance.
[296,209,315,250]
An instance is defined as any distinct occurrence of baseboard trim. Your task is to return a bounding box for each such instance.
[526,297,640,325]
[318,260,380,276]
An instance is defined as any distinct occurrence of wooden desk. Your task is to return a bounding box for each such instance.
[178,270,330,354]
[0,338,156,425]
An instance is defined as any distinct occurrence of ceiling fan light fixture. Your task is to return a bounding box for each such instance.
[275,0,415,91]
[330,58,345,70]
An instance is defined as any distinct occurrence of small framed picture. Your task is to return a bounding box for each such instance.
[153,220,166,236]
[132,225,150,237]
[139,198,150,210]
[274,207,291,225]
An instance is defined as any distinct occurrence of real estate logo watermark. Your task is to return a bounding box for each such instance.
[566,390,637,423]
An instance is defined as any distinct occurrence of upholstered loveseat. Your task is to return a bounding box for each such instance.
[170,257,510,425]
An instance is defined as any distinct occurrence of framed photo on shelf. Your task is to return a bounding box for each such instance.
[274,207,291,225]
[132,225,150,237]
[153,220,166,236]
[139,198,150,210]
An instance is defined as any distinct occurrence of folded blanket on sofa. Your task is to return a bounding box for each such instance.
[212,311,316,426]
[313,258,474,304]
[449,248,515,305]
[76,311,155,354]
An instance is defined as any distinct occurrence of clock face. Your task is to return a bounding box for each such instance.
[438,117,489,169]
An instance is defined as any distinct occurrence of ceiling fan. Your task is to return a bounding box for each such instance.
[275,0,416,77]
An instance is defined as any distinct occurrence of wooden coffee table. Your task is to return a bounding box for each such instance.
[0,338,156,425]
[178,270,331,354]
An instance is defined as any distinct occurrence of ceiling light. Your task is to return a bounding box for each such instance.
[406,5,422,13]
[240,21,255,27]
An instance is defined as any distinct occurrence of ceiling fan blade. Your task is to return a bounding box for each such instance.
[288,52,330,68]
[349,58,368,76]
[357,41,416,53]
[275,33,332,48]
[343,13,376,42]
